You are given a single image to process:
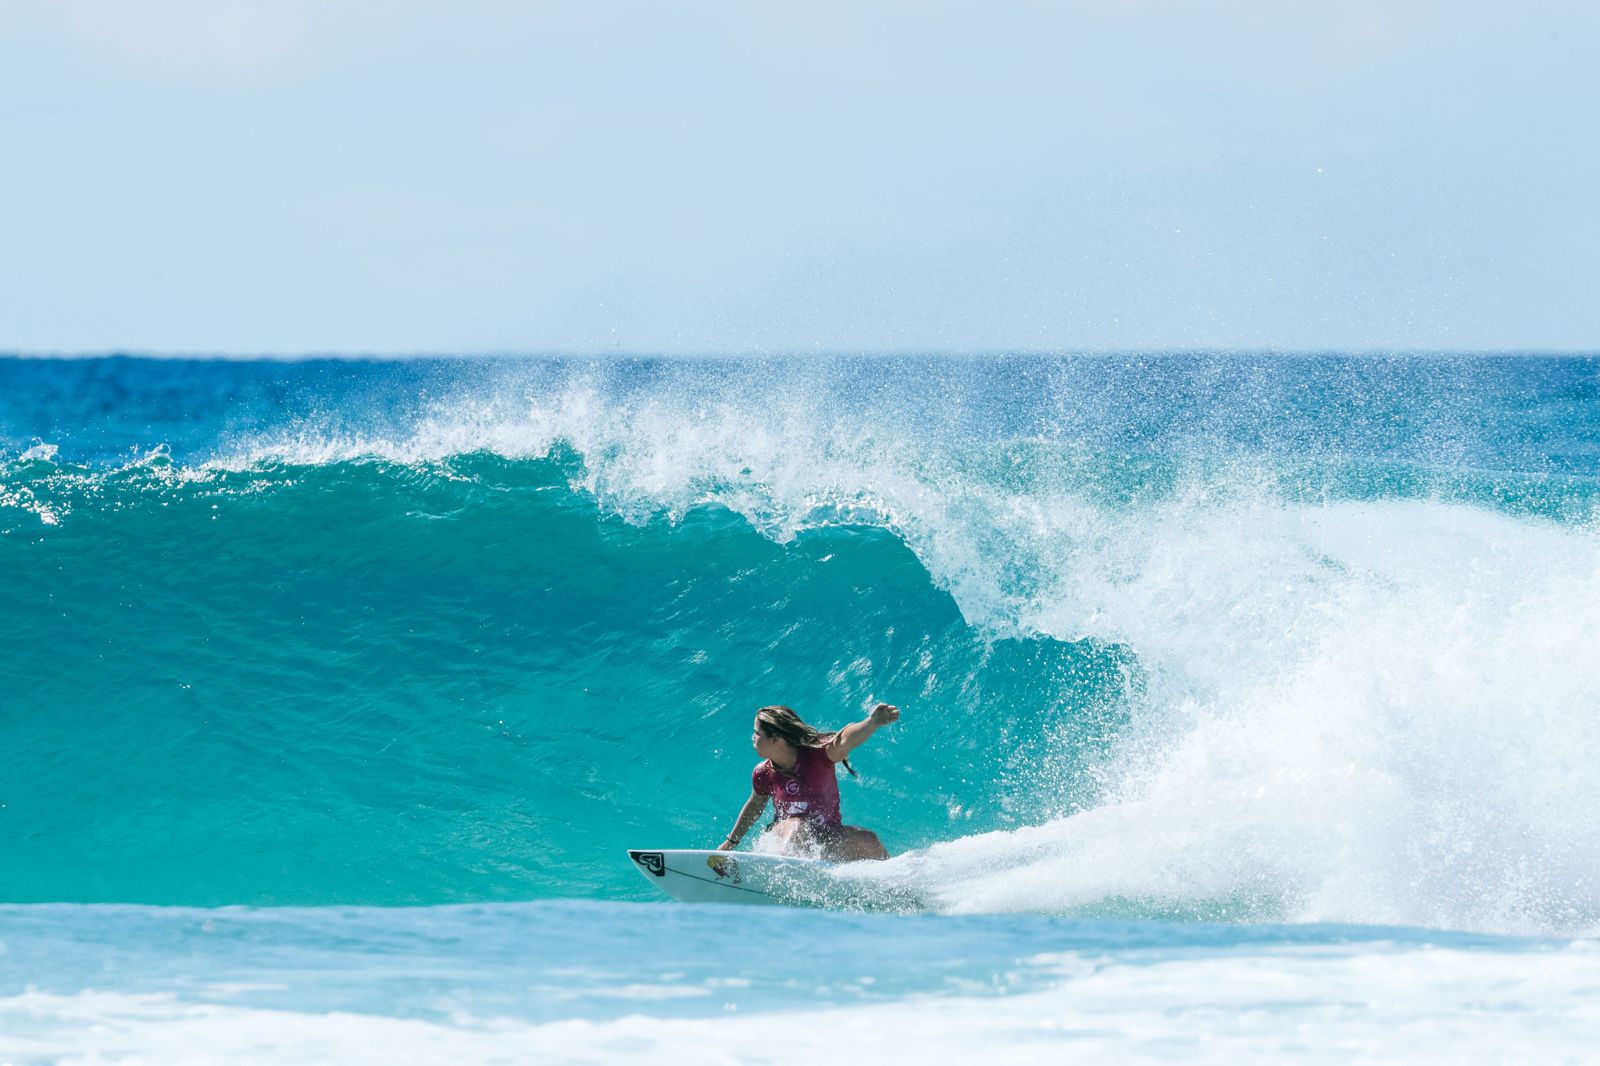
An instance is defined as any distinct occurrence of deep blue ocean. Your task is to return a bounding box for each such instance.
[3,354,1598,1062]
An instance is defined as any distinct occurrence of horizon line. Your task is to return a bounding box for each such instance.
[3,348,1597,362]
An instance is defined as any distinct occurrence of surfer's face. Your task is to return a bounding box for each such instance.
[752,718,793,762]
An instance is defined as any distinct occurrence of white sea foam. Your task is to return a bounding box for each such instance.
[18,441,59,462]
[3,943,1596,1064]
[893,496,1600,934]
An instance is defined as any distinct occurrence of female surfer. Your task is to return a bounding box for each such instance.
[717,703,900,861]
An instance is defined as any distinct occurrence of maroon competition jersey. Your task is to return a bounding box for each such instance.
[752,745,842,828]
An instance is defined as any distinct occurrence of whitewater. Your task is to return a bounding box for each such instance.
[3,354,1598,1062]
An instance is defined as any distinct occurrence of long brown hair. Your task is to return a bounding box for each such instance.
[755,705,859,777]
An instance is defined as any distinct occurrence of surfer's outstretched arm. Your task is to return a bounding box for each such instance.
[719,790,767,851]
[825,703,900,763]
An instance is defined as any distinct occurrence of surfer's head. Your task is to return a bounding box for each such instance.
[752,705,809,762]
[752,705,857,777]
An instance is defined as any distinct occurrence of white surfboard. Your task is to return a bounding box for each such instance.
[626,848,922,910]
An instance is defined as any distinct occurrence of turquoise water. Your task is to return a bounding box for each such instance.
[3,355,1598,1060]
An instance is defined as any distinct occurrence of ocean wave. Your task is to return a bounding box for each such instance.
[4,356,1599,933]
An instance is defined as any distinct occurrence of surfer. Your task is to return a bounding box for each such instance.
[718,703,900,862]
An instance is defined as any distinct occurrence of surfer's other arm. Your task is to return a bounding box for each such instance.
[826,703,900,763]
[719,790,768,851]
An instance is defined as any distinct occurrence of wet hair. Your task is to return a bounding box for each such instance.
[755,705,858,777]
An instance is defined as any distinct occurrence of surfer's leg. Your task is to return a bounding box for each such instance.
[762,817,819,856]
[825,826,889,861]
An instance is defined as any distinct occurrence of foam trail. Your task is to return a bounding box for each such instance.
[866,499,1600,934]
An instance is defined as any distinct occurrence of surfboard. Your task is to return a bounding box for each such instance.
[626,848,922,910]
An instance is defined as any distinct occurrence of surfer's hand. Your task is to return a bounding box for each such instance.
[869,703,899,727]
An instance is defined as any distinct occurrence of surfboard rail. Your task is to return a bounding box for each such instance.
[626,848,923,910]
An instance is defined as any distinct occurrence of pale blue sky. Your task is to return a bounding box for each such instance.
[1,1,1596,355]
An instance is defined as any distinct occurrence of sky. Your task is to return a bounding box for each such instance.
[0,1,1596,355]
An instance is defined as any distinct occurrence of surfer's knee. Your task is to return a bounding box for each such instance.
[856,830,889,860]
[830,827,887,861]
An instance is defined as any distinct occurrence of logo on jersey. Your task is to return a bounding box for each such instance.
[784,780,801,795]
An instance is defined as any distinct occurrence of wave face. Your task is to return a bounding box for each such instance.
[3,355,1599,933]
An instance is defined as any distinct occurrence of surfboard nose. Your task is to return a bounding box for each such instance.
[628,850,667,877]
